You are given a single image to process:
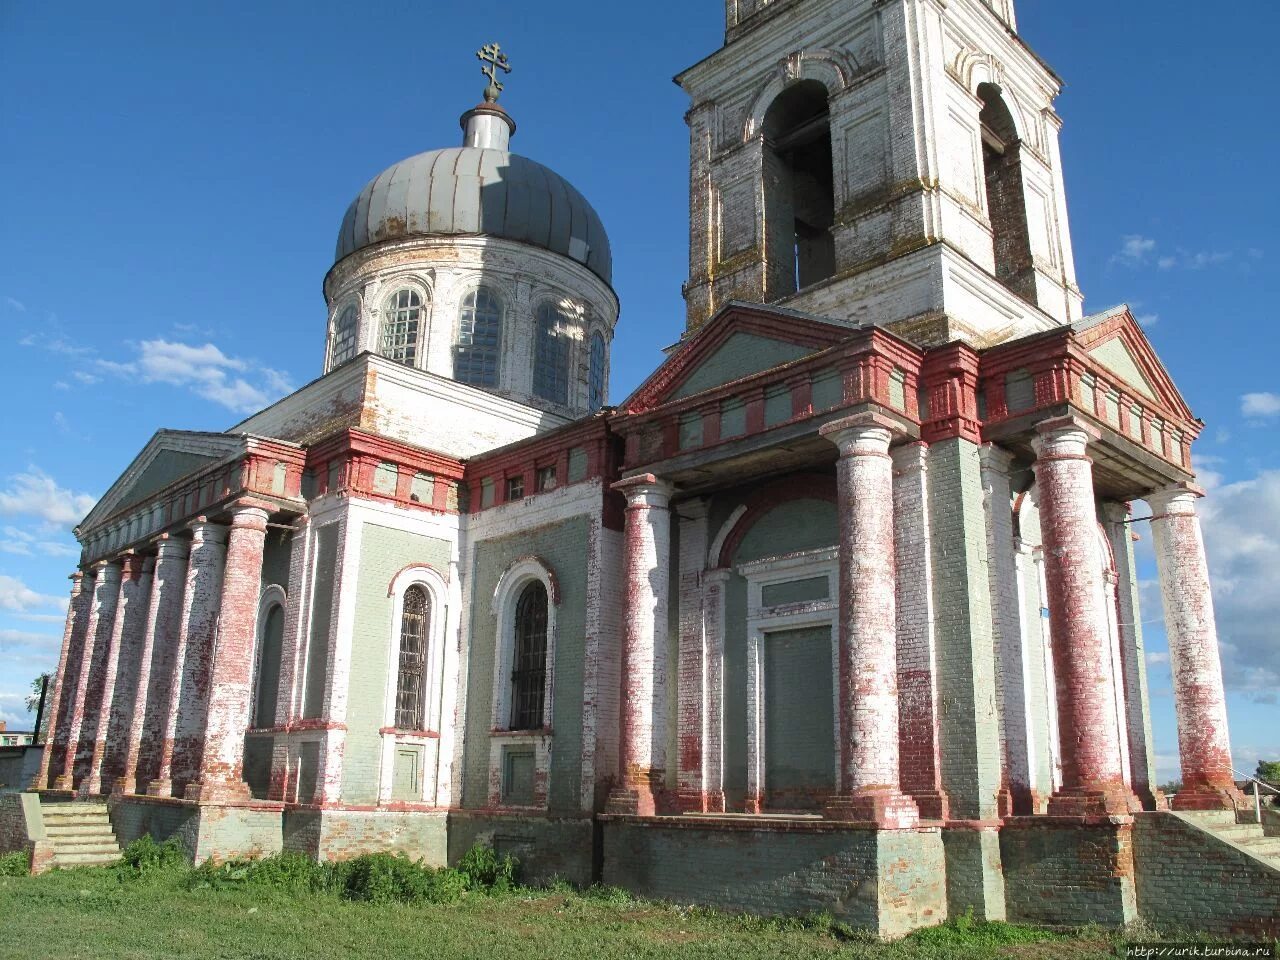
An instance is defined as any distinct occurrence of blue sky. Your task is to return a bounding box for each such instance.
[0,1,1276,781]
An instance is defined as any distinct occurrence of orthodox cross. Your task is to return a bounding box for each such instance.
[476,43,512,103]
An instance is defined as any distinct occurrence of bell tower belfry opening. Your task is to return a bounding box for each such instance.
[678,0,1084,348]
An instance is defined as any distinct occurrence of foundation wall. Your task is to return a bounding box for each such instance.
[282,808,447,865]
[447,811,595,887]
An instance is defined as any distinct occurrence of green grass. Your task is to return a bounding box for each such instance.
[2,844,1183,959]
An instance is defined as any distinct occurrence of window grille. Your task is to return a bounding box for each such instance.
[455,287,503,387]
[533,302,571,404]
[395,585,430,730]
[382,289,423,367]
[510,581,548,730]
[588,332,606,409]
[331,305,359,367]
[536,465,557,492]
[505,476,524,501]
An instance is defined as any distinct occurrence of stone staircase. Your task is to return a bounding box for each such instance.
[1178,809,1280,870]
[39,801,122,868]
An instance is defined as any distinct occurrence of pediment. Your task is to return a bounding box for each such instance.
[1073,306,1194,420]
[622,302,856,413]
[79,430,244,532]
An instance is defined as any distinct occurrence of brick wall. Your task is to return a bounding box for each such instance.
[282,809,447,865]
[1133,813,1280,937]
[602,817,945,937]
[1000,816,1137,927]
[448,811,594,886]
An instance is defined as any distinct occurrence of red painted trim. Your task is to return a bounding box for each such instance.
[384,561,449,596]
[378,727,440,738]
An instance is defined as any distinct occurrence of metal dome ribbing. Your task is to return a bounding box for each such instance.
[334,146,612,284]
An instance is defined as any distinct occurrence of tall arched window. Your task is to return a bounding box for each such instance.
[588,331,607,410]
[253,602,285,729]
[510,581,548,730]
[455,287,502,387]
[762,80,835,297]
[533,302,571,405]
[977,83,1037,306]
[330,305,358,368]
[395,585,430,730]
[381,288,424,367]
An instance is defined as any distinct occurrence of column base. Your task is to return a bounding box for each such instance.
[76,776,105,799]
[605,770,663,816]
[1170,782,1246,812]
[112,776,144,797]
[146,779,176,798]
[909,790,950,821]
[51,775,74,792]
[184,778,252,804]
[673,789,726,814]
[1047,784,1141,817]
[824,789,920,828]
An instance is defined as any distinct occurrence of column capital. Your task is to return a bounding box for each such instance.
[978,442,1016,476]
[151,530,191,558]
[68,569,86,589]
[1099,501,1133,524]
[226,501,272,531]
[612,473,674,508]
[675,497,710,522]
[188,516,230,545]
[1146,482,1205,517]
[704,567,733,586]
[1031,414,1099,456]
[891,440,929,474]
[120,553,146,581]
[92,558,123,581]
[819,411,900,456]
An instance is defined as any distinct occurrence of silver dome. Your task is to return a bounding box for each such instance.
[334,147,612,284]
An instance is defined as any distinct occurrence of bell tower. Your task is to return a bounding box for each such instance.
[678,0,1083,347]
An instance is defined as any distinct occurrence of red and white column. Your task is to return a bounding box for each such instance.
[148,519,229,798]
[1032,416,1136,816]
[605,474,673,817]
[820,412,919,828]
[1148,483,1244,812]
[117,534,189,795]
[269,515,310,802]
[54,560,121,791]
[80,554,147,796]
[186,503,270,803]
[31,571,91,790]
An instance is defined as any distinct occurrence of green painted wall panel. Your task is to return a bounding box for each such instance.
[670,333,814,400]
[764,625,835,809]
[462,515,592,814]
[341,523,451,804]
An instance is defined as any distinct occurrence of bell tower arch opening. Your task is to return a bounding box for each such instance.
[762,80,835,298]
[978,83,1037,306]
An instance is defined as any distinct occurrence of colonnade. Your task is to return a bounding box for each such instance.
[606,411,1241,822]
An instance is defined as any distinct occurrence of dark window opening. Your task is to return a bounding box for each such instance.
[978,83,1038,306]
[536,465,557,492]
[762,80,836,298]
[395,585,429,730]
[252,604,284,729]
[505,476,525,501]
[510,582,548,730]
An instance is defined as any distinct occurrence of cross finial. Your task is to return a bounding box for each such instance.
[476,42,512,103]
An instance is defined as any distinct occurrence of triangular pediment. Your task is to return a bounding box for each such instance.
[622,302,857,413]
[79,430,244,533]
[1072,306,1195,420]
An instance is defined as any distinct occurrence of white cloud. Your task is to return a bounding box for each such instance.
[0,574,67,614]
[1113,234,1157,266]
[1192,470,1280,703]
[4,296,26,313]
[96,339,293,414]
[1135,313,1159,328]
[71,370,100,386]
[0,467,97,529]
[1241,392,1280,419]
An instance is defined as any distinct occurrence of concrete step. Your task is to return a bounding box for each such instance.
[41,801,108,814]
[1237,837,1280,854]
[44,822,115,837]
[50,841,119,856]
[1214,823,1266,840]
[42,812,111,825]
[50,851,121,867]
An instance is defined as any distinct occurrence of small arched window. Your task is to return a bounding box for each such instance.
[330,305,358,368]
[588,331,607,410]
[455,287,503,387]
[510,581,548,730]
[395,585,430,730]
[533,302,571,405]
[381,289,424,367]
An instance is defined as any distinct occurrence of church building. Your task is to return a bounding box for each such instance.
[15,0,1279,938]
